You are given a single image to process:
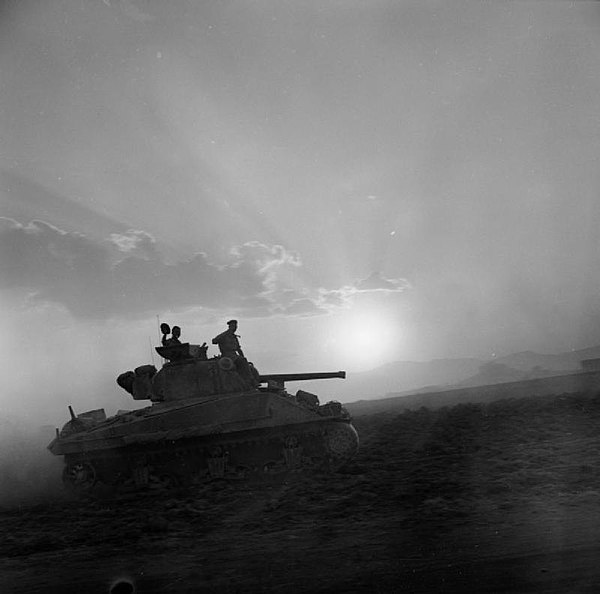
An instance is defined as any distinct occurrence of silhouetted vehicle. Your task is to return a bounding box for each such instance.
[47,338,359,493]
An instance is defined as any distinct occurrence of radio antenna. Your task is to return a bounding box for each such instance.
[148,336,155,366]
[156,314,164,364]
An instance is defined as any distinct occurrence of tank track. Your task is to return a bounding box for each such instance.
[61,420,359,495]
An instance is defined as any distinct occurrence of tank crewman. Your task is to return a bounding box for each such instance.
[163,325,182,347]
[196,342,209,360]
[212,320,254,383]
[212,320,244,358]
[160,323,171,346]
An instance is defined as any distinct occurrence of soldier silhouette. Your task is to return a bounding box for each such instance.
[212,320,254,383]
[161,324,182,347]
[212,319,244,358]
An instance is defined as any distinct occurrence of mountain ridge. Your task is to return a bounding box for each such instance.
[296,344,600,403]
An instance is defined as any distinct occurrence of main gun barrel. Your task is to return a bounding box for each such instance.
[259,371,346,385]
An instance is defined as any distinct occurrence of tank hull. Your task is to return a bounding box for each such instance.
[49,389,359,493]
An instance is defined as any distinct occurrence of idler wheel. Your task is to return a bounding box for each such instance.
[325,424,359,460]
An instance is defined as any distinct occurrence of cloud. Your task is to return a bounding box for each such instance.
[279,298,325,317]
[229,241,302,293]
[0,219,411,320]
[0,218,113,317]
[110,249,269,315]
[354,271,410,292]
[317,288,352,308]
[109,229,158,259]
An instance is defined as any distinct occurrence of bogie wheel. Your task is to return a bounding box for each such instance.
[284,435,299,448]
[62,461,96,492]
[262,460,279,473]
[149,472,180,490]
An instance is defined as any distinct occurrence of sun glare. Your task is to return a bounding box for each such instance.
[330,311,400,371]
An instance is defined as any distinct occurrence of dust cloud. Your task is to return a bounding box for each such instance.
[0,416,64,506]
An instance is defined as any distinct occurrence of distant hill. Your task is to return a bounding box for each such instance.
[493,350,581,372]
[455,360,567,388]
[345,370,600,417]
[308,344,600,405]
[455,346,600,389]
[292,357,484,403]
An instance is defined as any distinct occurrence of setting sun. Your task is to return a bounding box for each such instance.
[328,311,402,371]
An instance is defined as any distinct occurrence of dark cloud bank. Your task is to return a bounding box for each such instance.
[0,218,408,319]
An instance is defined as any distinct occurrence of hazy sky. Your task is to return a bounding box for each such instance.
[2,0,600,422]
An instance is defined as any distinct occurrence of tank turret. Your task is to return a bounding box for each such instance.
[48,329,359,494]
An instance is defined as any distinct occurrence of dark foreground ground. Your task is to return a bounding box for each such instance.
[2,390,600,593]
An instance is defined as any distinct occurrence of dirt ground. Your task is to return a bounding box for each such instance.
[2,392,600,593]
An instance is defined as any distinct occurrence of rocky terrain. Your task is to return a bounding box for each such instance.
[2,389,600,593]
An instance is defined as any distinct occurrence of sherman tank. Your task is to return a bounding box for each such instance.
[47,330,359,493]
